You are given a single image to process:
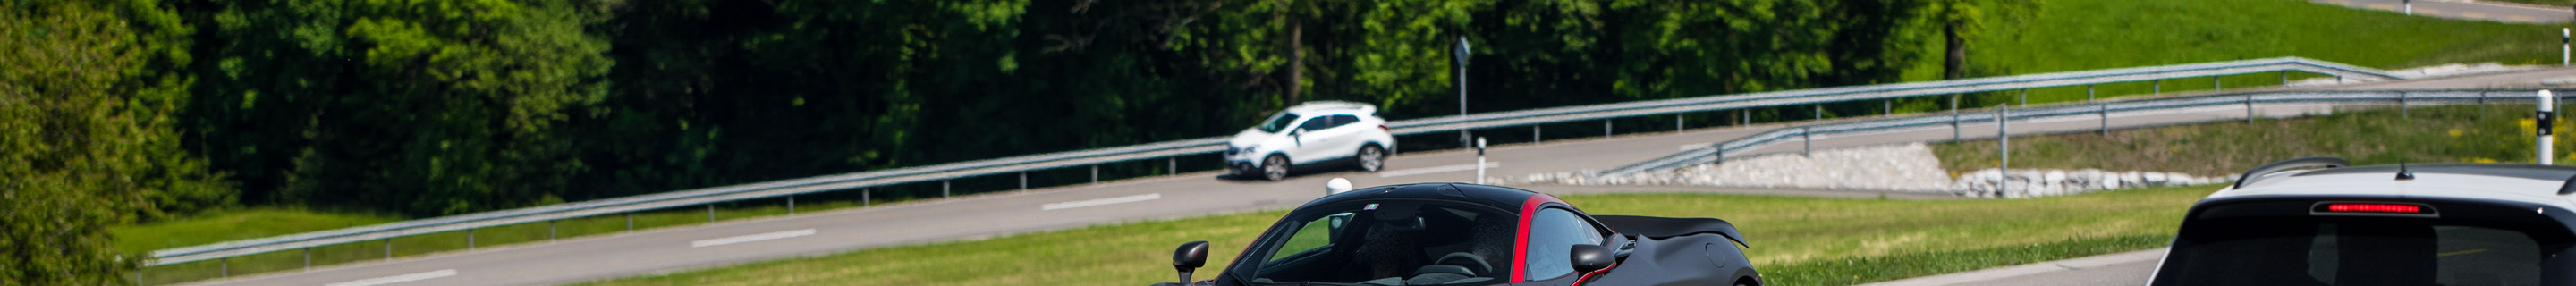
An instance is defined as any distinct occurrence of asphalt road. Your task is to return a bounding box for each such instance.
[2313,0,2572,22]
[184,68,2576,286]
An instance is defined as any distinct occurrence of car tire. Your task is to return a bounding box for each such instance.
[1357,145,1385,172]
[1263,155,1290,181]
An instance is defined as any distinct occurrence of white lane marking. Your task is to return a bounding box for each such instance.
[1377,162,1503,178]
[324,269,457,286]
[691,229,818,248]
[2461,12,2487,19]
[1678,143,1713,151]
[1040,193,1162,211]
[2368,4,2397,10]
[2511,15,2538,21]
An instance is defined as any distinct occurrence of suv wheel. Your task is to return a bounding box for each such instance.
[1357,145,1385,172]
[1263,155,1290,181]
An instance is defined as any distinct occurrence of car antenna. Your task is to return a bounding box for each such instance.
[2395,160,2415,181]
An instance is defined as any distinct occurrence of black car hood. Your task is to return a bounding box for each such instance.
[1591,215,1749,248]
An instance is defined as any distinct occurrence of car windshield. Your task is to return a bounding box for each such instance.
[1256,112,1301,133]
[1234,200,1518,286]
[2152,216,2576,286]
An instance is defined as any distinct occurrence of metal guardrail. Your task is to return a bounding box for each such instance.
[144,56,2414,266]
[1594,89,2573,177]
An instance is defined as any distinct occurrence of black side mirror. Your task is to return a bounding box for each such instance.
[1570,244,1614,273]
[1174,240,1211,283]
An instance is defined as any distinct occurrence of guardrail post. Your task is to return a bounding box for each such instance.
[2087,85,2095,101]
[303,248,311,272]
[787,196,796,214]
[707,204,715,223]
[2279,72,2288,86]
[220,257,227,278]
[2246,93,2256,124]
[2102,103,2112,136]
[549,220,557,241]
[468,228,476,250]
[1884,99,1892,116]
[2402,91,2411,119]
[625,213,634,232]
[1167,158,1176,176]
[2213,75,2222,91]
[1998,104,2012,198]
[1675,114,1684,131]
[2154,80,2161,95]
[1741,109,1750,125]
[943,180,952,198]
[1533,125,1541,142]
[1604,119,1613,137]
[864,189,872,206]
[1814,105,1823,121]
[1802,127,1814,157]
[385,239,394,260]
[1019,172,1028,190]
[1090,165,1098,184]
[2018,89,2027,106]
[1953,112,1962,142]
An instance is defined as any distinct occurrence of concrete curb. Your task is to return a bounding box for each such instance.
[1855,248,2167,286]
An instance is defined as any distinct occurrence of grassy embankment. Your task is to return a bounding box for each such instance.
[1934,105,2576,177]
[121,0,2564,284]
[572,185,2209,286]
[1885,0,2560,111]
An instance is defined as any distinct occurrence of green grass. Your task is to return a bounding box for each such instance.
[572,184,2214,286]
[1887,0,2562,112]
[1934,105,2576,177]
[123,198,882,285]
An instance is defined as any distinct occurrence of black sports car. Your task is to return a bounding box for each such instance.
[1151,183,1761,286]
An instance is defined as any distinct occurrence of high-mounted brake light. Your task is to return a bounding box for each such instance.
[2326,203,2419,214]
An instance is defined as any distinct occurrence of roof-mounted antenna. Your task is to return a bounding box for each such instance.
[2395,160,2415,181]
[2558,172,2576,195]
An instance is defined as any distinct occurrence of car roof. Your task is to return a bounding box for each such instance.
[2216,164,2576,207]
[1284,101,1377,116]
[1301,183,1548,213]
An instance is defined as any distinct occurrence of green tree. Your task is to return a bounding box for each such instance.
[188,0,614,215]
[2,0,230,283]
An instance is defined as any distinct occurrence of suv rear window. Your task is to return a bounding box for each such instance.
[2153,216,2570,286]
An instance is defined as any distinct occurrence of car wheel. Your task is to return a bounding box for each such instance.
[1263,155,1290,181]
[1357,145,1385,172]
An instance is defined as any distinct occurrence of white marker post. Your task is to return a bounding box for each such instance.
[2561,29,2568,66]
[1475,138,1488,184]
[1326,178,1352,196]
[2544,90,2558,164]
[2404,0,2412,15]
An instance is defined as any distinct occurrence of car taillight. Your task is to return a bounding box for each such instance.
[2326,203,2419,214]
[1378,124,1389,132]
[2311,202,2436,215]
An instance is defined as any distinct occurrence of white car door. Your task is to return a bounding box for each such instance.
[1298,114,1362,163]
[1287,116,1335,164]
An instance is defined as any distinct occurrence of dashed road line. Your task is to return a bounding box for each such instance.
[324,269,456,286]
[1377,163,1503,178]
[2512,15,2538,21]
[690,229,817,248]
[2462,12,2487,19]
[2368,4,2397,10]
[1040,193,1162,211]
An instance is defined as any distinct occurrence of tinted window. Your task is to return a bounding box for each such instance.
[1523,207,1605,282]
[1243,201,1518,285]
[1297,117,1332,131]
[2153,217,2569,286]
[1326,114,1360,129]
[1258,112,1301,133]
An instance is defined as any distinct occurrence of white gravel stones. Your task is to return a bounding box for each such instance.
[1500,143,1954,193]
[1497,142,2229,198]
[1949,168,2223,198]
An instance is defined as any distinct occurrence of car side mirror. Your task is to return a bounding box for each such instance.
[1174,240,1210,283]
[1570,244,1614,273]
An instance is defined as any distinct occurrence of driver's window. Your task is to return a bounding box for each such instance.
[1523,207,1605,282]
[1270,213,1352,262]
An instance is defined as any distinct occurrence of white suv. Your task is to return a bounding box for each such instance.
[1224,101,1398,181]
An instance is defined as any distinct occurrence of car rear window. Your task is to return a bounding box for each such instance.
[2152,216,2569,286]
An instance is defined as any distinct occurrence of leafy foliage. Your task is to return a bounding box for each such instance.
[2,0,230,283]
